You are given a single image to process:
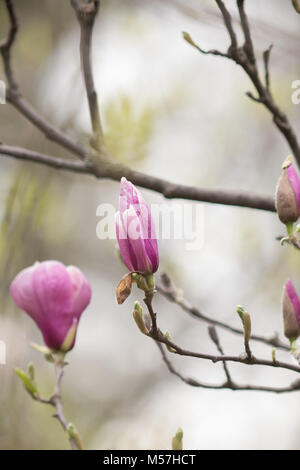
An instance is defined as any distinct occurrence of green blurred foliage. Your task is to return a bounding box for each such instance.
[103,95,156,164]
[18,19,53,67]
[0,166,69,309]
[103,86,185,164]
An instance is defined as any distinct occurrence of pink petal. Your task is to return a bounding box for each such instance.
[288,165,300,210]
[32,261,74,348]
[117,178,159,274]
[10,262,41,321]
[286,279,300,326]
[66,265,92,319]
[116,211,136,272]
[123,206,151,273]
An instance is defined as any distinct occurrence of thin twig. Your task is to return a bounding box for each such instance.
[156,342,300,393]
[292,0,300,14]
[263,44,273,91]
[208,325,234,385]
[71,0,103,151]
[0,0,18,91]
[0,143,90,173]
[0,1,276,213]
[32,363,81,450]
[0,0,87,159]
[157,273,288,351]
[153,328,300,374]
[236,0,256,64]
[215,0,237,50]
[184,0,300,166]
[145,291,300,393]
[0,143,275,212]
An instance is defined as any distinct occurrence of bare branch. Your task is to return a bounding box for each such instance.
[156,342,300,393]
[157,273,288,351]
[155,330,300,374]
[215,0,237,50]
[236,0,255,64]
[6,95,88,159]
[71,0,103,151]
[0,0,18,91]
[0,0,88,159]
[263,44,273,91]
[0,143,90,173]
[143,290,300,393]
[292,0,300,14]
[0,0,277,213]
[245,91,263,103]
[184,0,300,166]
[208,325,234,385]
[31,363,81,450]
[0,146,275,212]
[182,32,229,58]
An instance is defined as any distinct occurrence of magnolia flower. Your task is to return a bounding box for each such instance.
[275,156,300,224]
[282,279,300,340]
[10,261,91,351]
[116,177,159,274]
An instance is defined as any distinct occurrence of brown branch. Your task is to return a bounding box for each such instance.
[156,341,300,393]
[236,0,255,64]
[182,33,229,58]
[32,363,81,450]
[184,0,300,166]
[155,328,300,374]
[0,0,276,213]
[6,95,88,159]
[144,291,300,393]
[208,325,233,385]
[276,233,300,251]
[263,44,273,91]
[215,0,237,50]
[0,0,88,159]
[71,0,103,151]
[0,0,18,91]
[0,143,90,173]
[157,273,288,351]
[292,0,300,14]
[0,144,275,212]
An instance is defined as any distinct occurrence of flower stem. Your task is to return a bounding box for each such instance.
[31,359,83,450]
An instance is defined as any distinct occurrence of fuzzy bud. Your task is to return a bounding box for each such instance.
[275,156,300,224]
[282,279,300,340]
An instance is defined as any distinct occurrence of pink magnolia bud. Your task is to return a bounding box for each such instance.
[275,156,300,224]
[10,261,92,351]
[116,177,159,274]
[282,279,300,340]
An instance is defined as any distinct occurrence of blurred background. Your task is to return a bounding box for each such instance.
[0,0,300,450]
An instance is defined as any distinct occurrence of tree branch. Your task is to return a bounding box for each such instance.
[156,341,300,394]
[142,292,300,394]
[184,0,300,166]
[142,290,300,393]
[71,0,103,151]
[263,44,273,91]
[0,0,276,214]
[215,0,237,50]
[157,273,288,351]
[208,325,234,385]
[0,143,275,212]
[0,0,88,159]
[32,363,82,450]
[292,0,300,14]
[0,143,90,173]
